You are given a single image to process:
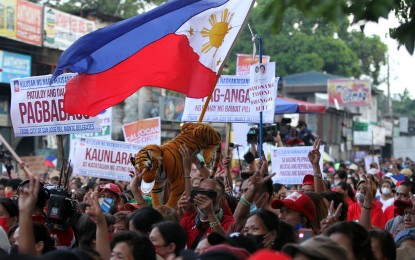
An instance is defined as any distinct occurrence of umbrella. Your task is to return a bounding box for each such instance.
[275,97,326,114]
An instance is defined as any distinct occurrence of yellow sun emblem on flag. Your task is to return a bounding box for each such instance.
[201,8,234,57]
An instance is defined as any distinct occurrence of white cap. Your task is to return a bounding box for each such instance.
[349,164,358,171]
[141,180,155,194]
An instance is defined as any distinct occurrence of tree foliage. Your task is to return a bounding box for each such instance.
[262,0,415,54]
[225,2,387,84]
[45,0,163,19]
[392,88,415,117]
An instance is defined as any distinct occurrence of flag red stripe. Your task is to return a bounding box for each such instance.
[63,34,217,116]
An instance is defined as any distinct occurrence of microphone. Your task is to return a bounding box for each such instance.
[229,143,243,148]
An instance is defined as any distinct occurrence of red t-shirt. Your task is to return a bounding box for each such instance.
[347,202,385,228]
[180,206,235,248]
[383,205,396,222]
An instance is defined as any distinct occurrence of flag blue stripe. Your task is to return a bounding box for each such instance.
[53,0,229,79]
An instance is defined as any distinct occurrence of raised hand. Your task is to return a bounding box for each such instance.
[129,169,144,193]
[361,174,374,205]
[193,194,214,215]
[18,176,40,216]
[320,200,343,233]
[308,139,322,166]
[85,191,105,224]
[179,144,193,171]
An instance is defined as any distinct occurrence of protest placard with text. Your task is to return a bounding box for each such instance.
[182,76,278,123]
[248,62,276,112]
[271,146,324,185]
[10,73,100,137]
[122,117,161,145]
[72,138,143,181]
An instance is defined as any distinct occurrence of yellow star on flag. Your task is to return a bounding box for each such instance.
[188,27,194,36]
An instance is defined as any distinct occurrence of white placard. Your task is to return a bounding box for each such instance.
[10,74,100,137]
[248,62,276,112]
[271,146,324,185]
[72,138,143,181]
[364,155,380,172]
[182,75,278,123]
[69,108,113,162]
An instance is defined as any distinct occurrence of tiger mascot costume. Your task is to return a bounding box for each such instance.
[134,123,221,208]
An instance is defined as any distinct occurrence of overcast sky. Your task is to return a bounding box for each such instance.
[363,13,415,98]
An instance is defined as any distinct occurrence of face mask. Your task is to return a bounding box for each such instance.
[250,204,257,214]
[355,192,364,203]
[381,187,390,195]
[334,180,340,186]
[246,233,268,249]
[153,245,168,258]
[234,186,240,193]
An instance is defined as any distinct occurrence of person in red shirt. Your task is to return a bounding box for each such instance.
[347,178,385,228]
[285,129,305,147]
[179,178,235,249]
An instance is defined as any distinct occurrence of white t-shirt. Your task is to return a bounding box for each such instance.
[380,197,394,212]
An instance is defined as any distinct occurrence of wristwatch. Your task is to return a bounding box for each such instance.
[314,173,322,178]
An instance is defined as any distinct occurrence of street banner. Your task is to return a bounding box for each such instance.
[236,54,270,76]
[43,6,95,51]
[271,146,323,185]
[122,117,161,145]
[328,79,371,107]
[72,138,143,181]
[20,155,47,175]
[248,62,276,112]
[0,0,42,46]
[0,50,31,83]
[182,75,278,123]
[10,73,100,137]
[69,108,112,162]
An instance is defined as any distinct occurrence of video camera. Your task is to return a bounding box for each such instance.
[246,118,292,144]
[45,161,79,230]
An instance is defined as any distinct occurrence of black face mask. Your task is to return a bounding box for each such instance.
[10,244,18,255]
[246,233,267,249]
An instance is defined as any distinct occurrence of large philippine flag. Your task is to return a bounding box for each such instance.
[52,0,255,116]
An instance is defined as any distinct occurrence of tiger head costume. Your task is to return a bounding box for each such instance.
[134,123,221,208]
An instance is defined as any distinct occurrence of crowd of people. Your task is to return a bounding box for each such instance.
[0,134,414,260]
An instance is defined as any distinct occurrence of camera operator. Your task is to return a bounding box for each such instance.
[17,178,75,248]
[297,120,315,146]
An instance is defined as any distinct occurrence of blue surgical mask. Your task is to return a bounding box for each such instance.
[250,204,257,213]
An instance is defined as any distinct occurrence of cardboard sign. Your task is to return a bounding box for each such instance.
[271,146,324,185]
[122,117,161,145]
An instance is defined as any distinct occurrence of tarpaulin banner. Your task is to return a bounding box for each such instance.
[72,137,143,181]
[0,0,42,46]
[328,79,371,107]
[182,75,278,123]
[10,73,100,137]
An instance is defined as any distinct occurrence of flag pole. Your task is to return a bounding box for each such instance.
[258,36,263,158]
[198,0,256,123]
